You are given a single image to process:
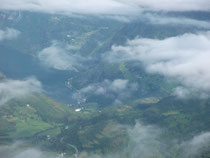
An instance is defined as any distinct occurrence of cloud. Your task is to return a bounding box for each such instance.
[129,128,210,158]
[73,79,138,105]
[89,122,210,158]
[143,13,210,29]
[110,79,128,92]
[87,122,210,158]
[173,86,209,98]
[1,123,210,158]
[13,149,46,158]
[1,1,210,27]
[0,0,139,16]
[181,132,210,157]
[82,122,165,158]
[80,79,130,95]
[38,41,84,71]
[125,122,164,158]
[0,0,209,17]
[0,77,42,106]
[173,87,192,98]
[0,28,20,41]
[124,0,210,12]
[105,31,210,97]
[0,142,56,158]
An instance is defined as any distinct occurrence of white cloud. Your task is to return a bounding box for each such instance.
[0,142,56,158]
[38,41,83,71]
[144,13,210,29]
[173,87,191,98]
[1,124,210,158]
[88,122,210,158]
[173,86,209,98]
[0,0,139,16]
[0,28,20,41]
[181,132,210,157]
[106,31,210,97]
[73,79,138,105]
[13,149,44,158]
[110,79,128,92]
[125,122,164,158]
[1,0,210,27]
[0,78,42,106]
[123,0,210,12]
[0,0,209,16]
[77,79,129,95]
[85,122,165,158]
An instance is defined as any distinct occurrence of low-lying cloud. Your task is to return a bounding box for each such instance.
[181,132,210,157]
[87,122,210,158]
[0,142,56,158]
[1,123,210,158]
[124,122,164,158]
[38,41,84,71]
[105,31,210,97]
[78,79,130,95]
[0,28,20,41]
[0,77,42,106]
[73,79,138,105]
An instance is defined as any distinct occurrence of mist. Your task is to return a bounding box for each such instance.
[0,77,42,106]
